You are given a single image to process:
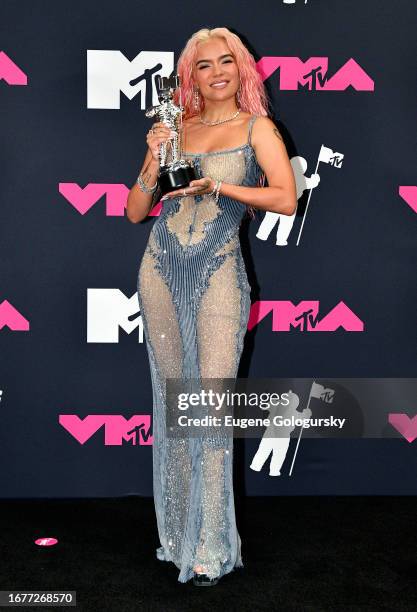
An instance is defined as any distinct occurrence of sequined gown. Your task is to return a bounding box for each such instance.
[137,115,262,583]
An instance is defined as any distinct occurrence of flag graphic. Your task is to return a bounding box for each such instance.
[296,143,345,245]
[318,145,344,167]
[310,381,326,399]
[309,381,335,403]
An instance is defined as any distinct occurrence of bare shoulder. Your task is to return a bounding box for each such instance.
[252,116,284,145]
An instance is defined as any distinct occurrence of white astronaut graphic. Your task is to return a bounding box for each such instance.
[250,390,312,476]
[256,156,320,246]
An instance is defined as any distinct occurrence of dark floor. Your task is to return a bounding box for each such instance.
[1,496,417,611]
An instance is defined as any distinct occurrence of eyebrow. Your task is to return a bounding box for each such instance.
[195,53,234,66]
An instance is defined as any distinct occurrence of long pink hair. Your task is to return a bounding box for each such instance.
[173,27,271,219]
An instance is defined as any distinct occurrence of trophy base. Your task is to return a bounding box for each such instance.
[159,165,197,196]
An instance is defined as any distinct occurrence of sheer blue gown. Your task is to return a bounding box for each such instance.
[137,114,262,583]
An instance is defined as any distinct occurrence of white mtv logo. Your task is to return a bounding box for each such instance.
[87,50,174,109]
[87,289,144,343]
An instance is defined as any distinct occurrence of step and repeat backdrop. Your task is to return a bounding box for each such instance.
[1,0,416,497]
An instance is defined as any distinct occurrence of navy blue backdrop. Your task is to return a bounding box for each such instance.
[1,0,416,497]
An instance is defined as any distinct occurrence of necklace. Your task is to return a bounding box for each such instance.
[199,108,241,126]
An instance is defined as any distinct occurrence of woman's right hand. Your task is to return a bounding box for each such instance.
[146,121,175,162]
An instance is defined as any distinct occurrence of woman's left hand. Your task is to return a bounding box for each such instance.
[161,177,215,200]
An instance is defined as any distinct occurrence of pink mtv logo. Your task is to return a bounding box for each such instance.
[388,414,417,443]
[257,57,374,91]
[0,300,29,331]
[0,52,27,85]
[59,415,153,445]
[399,186,417,214]
[247,300,364,332]
[59,183,162,216]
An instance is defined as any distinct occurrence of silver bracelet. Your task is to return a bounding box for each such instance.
[214,180,222,203]
[207,179,222,202]
[136,172,158,194]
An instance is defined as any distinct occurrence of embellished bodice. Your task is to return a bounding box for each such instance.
[150,136,263,255]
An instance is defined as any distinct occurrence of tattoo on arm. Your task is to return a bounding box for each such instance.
[141,169,152,185]
[273,128,283,142]
[140,159,157,185]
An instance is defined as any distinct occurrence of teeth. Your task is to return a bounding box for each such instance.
[211,81,227,87]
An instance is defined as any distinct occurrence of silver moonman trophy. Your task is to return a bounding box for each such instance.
[145,74,197,196]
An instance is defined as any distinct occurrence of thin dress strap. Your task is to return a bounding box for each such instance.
[247,115,258,146]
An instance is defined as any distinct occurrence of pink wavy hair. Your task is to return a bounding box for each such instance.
[173,27,271,219]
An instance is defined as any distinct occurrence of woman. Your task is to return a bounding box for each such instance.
[127,27,296,586]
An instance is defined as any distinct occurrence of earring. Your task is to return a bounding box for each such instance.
[193,88,200,111]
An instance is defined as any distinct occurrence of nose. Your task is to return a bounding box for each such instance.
[212,63,225,77]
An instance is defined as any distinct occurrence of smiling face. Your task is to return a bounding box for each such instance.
[193,37,240,104]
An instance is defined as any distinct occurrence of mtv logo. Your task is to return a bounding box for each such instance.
[87,50,174,109]
[257,57,374,91]
[87,289,144,343]
[60,415,153,445]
